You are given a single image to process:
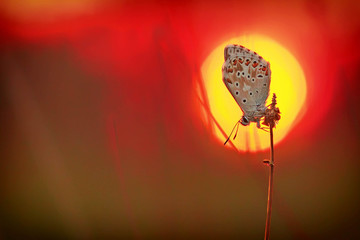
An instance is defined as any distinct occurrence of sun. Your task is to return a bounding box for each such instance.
[200,35,307,152]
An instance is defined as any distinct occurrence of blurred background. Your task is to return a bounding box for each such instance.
[1,0,360,239]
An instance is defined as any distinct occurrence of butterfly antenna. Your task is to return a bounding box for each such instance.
[224,120,240,145]
[233,121,240,140]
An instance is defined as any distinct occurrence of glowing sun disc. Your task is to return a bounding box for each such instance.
[200,35,307,152]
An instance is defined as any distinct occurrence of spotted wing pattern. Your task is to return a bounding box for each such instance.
[222,44,271,117]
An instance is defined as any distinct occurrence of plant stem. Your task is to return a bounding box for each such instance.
[264,125,274,240]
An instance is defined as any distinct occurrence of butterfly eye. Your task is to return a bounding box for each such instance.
[240,116,250,126]
[236,71,241,78]
[242,98,247,103]
[251,78,255,82]
[256,90,259,93]
[242,72,245,76]
[235,91,239,95]
[236,49,240,53]
[249,92,253,96]
[257,74,264,78]
[263,83,267,87]
[247,75,250,79]
[235,82,239,87]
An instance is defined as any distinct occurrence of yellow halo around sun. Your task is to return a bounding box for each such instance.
[200,35,307,152]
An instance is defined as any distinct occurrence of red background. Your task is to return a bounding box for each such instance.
[1,1,360,239]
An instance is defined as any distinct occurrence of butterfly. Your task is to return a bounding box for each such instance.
[222,44,273,144]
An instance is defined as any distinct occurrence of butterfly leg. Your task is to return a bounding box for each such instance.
[260,127,270,132]
[256,120,270,132]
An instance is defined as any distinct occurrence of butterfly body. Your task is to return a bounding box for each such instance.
[222,44,271,128]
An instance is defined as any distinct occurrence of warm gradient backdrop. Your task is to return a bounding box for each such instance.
[1,0,360,239]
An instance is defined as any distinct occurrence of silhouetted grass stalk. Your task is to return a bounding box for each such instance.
[264,126,274,240]
[263,94,280,240]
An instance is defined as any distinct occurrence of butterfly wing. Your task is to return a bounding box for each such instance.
[222,44,271,115]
